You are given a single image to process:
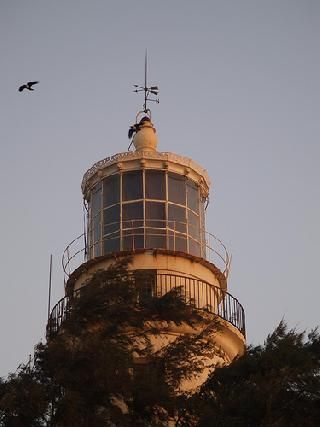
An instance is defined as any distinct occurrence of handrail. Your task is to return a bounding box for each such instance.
[62,220,231,282]
[47,272,245,339]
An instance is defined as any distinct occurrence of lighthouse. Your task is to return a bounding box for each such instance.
[47,71,245,393]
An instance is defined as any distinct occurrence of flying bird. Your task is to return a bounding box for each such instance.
[18,81,39,92]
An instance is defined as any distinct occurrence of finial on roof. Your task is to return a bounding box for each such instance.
[128,113,158,152]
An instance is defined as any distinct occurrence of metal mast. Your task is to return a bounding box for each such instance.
[134,50,159,113]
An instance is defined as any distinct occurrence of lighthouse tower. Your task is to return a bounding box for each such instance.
[47,75,245,392]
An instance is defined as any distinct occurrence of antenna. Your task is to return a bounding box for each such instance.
[144,49,147,96]
[47,254,53,321]
[133,49,159,113]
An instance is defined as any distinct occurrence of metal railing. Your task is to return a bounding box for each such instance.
[62,220,231,281]
[47,272,245,339]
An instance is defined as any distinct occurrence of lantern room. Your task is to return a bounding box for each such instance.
[82,115,211,263]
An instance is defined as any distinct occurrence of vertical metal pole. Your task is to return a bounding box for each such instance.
[47,254,53,321]
[144,49,148,112]
[120,172,123,251]
[165,170,168,249]
[143,169,146,249]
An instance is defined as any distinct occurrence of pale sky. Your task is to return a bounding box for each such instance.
[1,0,319,376]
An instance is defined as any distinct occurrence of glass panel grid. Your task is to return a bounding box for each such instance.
[88,170,206,258]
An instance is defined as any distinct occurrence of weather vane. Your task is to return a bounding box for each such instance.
[133,50,159,114]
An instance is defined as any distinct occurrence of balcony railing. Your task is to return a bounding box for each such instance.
[62,221,231,282]
[47,272,245,339]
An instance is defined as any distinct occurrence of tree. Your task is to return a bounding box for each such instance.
[1,259,319,426]
[0,364,49,426]
[1,259,215,426]
[187,321,320,427]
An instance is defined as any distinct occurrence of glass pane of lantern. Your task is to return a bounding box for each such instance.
[103,174,120,207]
[145,201,166,228]
[122,235,144,251]
[93,215,101,243]
[189,238,201,257]
[103,204,120,235]
[146,228,166,249]
[187,179,199,213]
[93,214,101,257]
[168,173,186,205]
[145,170,165,200]
[188,211,200,240]
[175,235,187,252]
[94,242,101,257]
[168,204,186,233]
[168,231,187,252]
[122,202,143,230]
[122,202,143,220]
[91,183,102,215]
[104,233,120,254]
[122,170,143,201]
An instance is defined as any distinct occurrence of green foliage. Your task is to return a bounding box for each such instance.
[1,258,319,426]
[1,260,202,425]
[189,320,320,427]
[0,365,49,426]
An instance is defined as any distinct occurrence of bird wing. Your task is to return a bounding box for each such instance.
[18,85,27,92]
[128,127,134,139]
[28,81,39,87]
